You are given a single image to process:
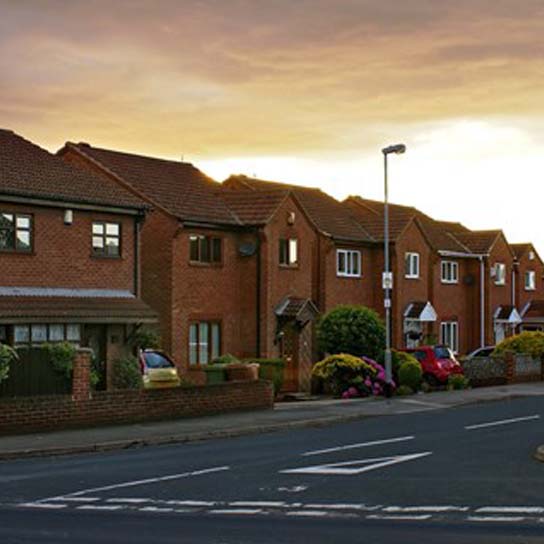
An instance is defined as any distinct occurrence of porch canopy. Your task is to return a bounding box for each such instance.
[403,301,437,322]
[275,297,319,327]
[0,287,157,324]
[519,300,544,326]
[494,305,522,325]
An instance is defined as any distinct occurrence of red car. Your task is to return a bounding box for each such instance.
[400,345,463,384]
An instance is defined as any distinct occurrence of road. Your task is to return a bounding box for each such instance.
[1,396,543,543]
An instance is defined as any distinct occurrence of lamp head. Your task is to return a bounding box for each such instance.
[382,144,406,155]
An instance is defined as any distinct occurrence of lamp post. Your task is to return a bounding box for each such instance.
[382,143,406,395]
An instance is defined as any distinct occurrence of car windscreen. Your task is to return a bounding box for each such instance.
[434,346,453,359]
[143,352,175,369]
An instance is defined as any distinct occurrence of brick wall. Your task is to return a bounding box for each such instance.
[0,201,136,292]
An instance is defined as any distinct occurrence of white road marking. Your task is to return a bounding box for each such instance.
[398,399,445,409]
[304,503,381,511]
[467,516,526,522]
[165,500,217,507]
[476,506,544,514]
[367,514,433,521]
[106,498,151,504]
[277,485,307,493]
[51,497,100,503]
[209,509,263,515]
[303,435,415,457]
[287,510,330,517]
[465,415,540,430]
[139,506,174,513]
[383,505,470,513]
[281,452,432,475]
[19,502,67,509]
[229,501,286,508]
[77,505,126,511]
[44,466,229,500]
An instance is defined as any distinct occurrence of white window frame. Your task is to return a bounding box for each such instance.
[336,249,362,278]
[279,238,298,267]
[441,260,459,284]
[494,263,506,285]
[440,321,459,353]
[404,252,420,279]
[525,270,536,291]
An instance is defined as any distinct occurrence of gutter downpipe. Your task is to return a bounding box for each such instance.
[480,256,485,348]
[255,229,262,358]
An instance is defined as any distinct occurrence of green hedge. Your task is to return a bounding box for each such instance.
[493,331,544,358]
[243,358,285,394]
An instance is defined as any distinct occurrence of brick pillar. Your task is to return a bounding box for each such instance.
[505,352,515,384]
[72,348,92,401]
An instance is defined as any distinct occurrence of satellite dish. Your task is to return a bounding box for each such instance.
[239,242,257,256]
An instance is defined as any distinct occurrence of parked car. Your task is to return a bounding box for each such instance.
[465,346,496,360]
[400,345,463,385]
[139,349,181,389]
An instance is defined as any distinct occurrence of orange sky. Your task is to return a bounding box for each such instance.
[2,1,544,251]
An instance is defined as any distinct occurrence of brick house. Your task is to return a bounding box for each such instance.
[0,129,156,388]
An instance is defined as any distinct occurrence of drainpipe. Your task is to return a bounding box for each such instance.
[133,216,143,296]
[255,230,262,358]
[479,256,485,348]
[511,266,516,308]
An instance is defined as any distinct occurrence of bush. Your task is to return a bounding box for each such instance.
[447,374,470,391]
[211,353,240,365]
[0,344,18,384]
[317,305,386,360]
[398,359,422,391]
[44,342,76,379]
[378,349,419,382]
[493,332,544,358]
[395,384,414,396]
[112,356,142,389]
[243,358,285,394]
[130,327,161,350]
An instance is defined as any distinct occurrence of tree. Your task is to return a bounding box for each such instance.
[317,305,386,360]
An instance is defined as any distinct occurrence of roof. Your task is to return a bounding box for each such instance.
[223,175,374,242]
[220,189,289,225]
[452,230,502,255]
[0,293,157,324]
[510,243,532,260]
[275,297,319,324]
[494,305,521,324]
[404,301,437,322]
[63,143,239,226]
[0,129,146,211]
[521,300,544,321]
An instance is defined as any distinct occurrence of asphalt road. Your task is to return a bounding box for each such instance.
[1,396,544,543]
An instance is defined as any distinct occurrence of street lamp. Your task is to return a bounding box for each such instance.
[382,143,406,396]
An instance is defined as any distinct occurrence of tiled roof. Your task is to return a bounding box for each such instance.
[452,230,502,255]
[220,189,289,225]
[510,243,532,260]
[521,300,544,320]
[223,175,374,242]
[0,129,145,210]
[65,143,239,226]
[0,295,157,324]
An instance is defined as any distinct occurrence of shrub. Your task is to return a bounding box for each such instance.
[398,359,422,391]
[243,358,285,394]
[130,327,161,350]
[44,342,76,379]
[317,305,386,360]
[396,384,414,396]
[493,331,544,358]
[0,344,18,384]
[112,356,142,389]
[211,353,240,365]
[447,374,470,391]
[378,349,419,382]
[312,353,393,397]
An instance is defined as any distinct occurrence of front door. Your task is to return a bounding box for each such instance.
[84,324,108,390]
[279,322,299,392]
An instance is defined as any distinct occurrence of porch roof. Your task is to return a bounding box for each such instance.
[520,300,544,322]
[404,301,437,322]
[494,305,522,324]
[275,297,319,325]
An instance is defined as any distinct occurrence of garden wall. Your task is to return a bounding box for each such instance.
[463,353,543,387]
[0,350,274,435]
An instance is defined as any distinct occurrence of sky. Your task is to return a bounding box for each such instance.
[2,0,544,252]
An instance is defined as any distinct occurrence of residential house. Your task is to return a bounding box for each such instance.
[0,129,156,388]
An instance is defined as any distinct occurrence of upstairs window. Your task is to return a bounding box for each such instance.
[404,252,420,279]
[189,235,222,264]
[494,262,506,285]
[279,238,298,266]
[92,222,121,257]
[525,270,536,291]
[0,212,32,252]
[337,249,361,277]
[189,321,221,365]
[441,260,459,284]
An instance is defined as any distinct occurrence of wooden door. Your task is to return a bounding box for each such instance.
[280,323,299,392]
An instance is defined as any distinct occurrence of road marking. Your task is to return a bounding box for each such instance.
[139,506,174,513]
[280,452,432,475]
[77,505,126,511]
[106,498,150,504]
[303,503,381,511]
[465,415,540,430]
[302,435,415,457]
[367,514,432,521]
[51,497,99,503]
[44,466,229,500]
[398,399,445,409]
[383,505,470,513]
[277,485,307,493]
[467,516,526,522]
[209,509,263,515]
[286,510,330,517]
[19,502,67,509]
[230,501,286,508]
[476,506,544,514]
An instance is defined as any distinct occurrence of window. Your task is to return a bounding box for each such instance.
[189,235,221,264]
[441,261,459,284]
[13,323,80,345]
[337,249,361,277]
[440,321,459,353]
[0,212,32,252]
[189,321,221,365]
[404,252,420,279]
[525,270,536,291]
[494,263,506,285]
[279,238,298,266]
[92,222,120,257]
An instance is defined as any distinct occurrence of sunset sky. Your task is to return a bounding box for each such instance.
[2,1,544,252]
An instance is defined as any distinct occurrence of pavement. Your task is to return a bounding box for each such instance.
[1,382,544,460]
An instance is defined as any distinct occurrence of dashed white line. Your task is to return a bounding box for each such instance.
[367,514,433,521]
[51,497,99,503]
[383,505,470,513]
[77,505,126,511]
[287,510,330,517]
[467,516,526,522]
[106,498,150,504]
[303,503,381,511]
[229,501,286,508]
[139,506,174,513]
[476,506,544,514]
[302,436,415,457]
[209,509,263,515]
[19,502,67,509]
[465,415,540,430]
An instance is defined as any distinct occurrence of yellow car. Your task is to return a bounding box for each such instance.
[139,349,181,389]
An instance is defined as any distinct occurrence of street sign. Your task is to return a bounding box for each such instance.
[382,272,393,289]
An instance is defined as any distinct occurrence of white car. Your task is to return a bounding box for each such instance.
[466,346,495,359]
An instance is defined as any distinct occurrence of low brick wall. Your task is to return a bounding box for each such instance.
[0,380,274,435]
[463,353,543,387]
